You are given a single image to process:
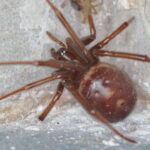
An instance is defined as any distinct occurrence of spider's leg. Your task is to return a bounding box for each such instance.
[81,15,96,45]
[46,31,82,62]
[66,83,137,143]
[0,73,66,101]
[0,60,84,71]
[50,37,91,63]
[90,17,135,50]
[46,32,76,61]
[46,0,94,64]
[95,50,150,63]
[47,31,66,48]
[39,81,64,121]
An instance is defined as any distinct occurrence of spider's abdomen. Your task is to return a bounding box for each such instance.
[78,63,137,123]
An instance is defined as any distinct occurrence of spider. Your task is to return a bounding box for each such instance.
[0,0,150,143]
[61,0,102,23]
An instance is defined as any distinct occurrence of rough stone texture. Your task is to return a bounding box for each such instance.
[0,0,150,149]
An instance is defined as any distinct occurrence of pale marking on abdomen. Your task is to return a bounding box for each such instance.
[79,63,116,96]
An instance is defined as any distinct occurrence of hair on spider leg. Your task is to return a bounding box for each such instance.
[1,0,150,144]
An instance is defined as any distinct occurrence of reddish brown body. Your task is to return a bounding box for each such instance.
[77,63,137,122]
[1,0,150,143]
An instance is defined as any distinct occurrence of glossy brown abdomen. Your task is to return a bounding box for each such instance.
[78,63,137,123]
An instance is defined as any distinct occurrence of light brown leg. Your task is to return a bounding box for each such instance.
[0,59,84,71]
[46,0,94,64]
[95,50,150,62]
[66,83,137,143]
[81,15,96,45]
[0,73,65,101]
[90,17,135,50]
[39,81,64,121]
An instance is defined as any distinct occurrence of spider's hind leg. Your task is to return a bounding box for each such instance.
[39,81,65,121]
[0,73,65,101]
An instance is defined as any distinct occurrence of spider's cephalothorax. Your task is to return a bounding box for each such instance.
[1,0,150,143]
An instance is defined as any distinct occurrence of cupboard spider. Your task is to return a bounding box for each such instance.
[0,0,150,143]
